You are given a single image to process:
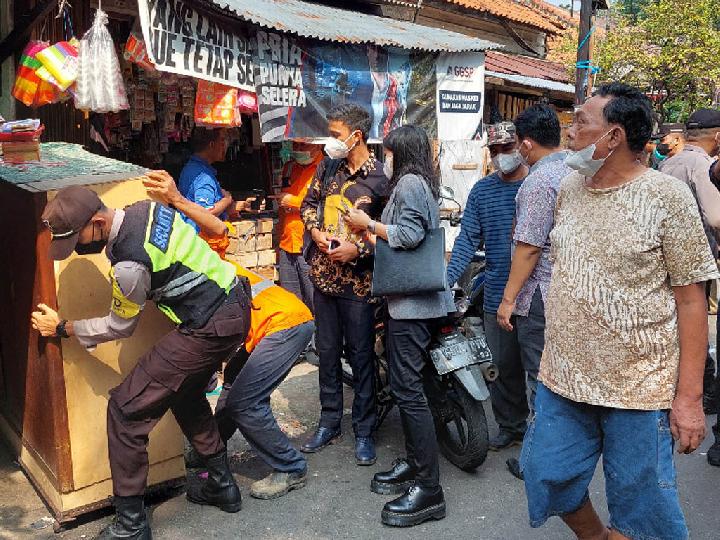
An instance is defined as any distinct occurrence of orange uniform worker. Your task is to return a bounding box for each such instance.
[275,143,323,311]
[145,170,313,501]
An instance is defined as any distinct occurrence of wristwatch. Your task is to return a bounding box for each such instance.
[56,319,69,339]
[368,220,376,234]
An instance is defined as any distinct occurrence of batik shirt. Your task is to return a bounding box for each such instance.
[541,169,720,409]
[301,155,387,301]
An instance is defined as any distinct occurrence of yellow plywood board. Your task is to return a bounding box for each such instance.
[52,179,184,493]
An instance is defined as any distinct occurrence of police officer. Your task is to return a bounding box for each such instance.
[31,186,252,540]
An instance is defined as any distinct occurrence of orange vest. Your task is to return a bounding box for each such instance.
[278,155,322,254]
[202,232,313,352]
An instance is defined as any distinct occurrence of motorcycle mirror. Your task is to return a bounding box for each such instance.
[439,185,455,200]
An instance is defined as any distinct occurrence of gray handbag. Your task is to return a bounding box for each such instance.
[372,176,448,296]
[371,227,447,296]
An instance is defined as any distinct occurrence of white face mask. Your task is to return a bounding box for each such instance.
[383,155,393,179]
[492,150,523,174]
[324,132,358,160]
[565,130,614,177]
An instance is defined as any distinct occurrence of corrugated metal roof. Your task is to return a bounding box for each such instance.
[439,0,564,34]
[486,51,570,83]
[486,70,575,95]
[209,0,503,51]
[0,143,147,192]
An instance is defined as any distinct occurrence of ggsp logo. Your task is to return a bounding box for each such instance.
[446,66,475,79]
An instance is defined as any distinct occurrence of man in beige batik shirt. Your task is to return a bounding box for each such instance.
[520,83,719,540]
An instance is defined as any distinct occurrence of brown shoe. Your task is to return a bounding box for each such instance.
[250,470,307,500]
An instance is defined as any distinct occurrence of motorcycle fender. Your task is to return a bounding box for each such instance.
[451,364,490,401]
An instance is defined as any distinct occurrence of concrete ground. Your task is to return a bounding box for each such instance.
[2,322,720,540]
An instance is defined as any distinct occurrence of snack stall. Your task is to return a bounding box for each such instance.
[1,0,502,526]
[0,143,185,528]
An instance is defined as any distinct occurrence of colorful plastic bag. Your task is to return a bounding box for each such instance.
[194,80,242,127]
[12,41,61,107]
[75,9,129,113]
[124,34,155,71]
[35,39,79,91]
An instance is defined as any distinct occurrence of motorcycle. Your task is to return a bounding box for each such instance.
[339,187,497,471]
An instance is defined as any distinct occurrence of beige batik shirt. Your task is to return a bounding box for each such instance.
[540,169,720,410]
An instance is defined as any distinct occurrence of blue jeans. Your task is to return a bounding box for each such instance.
[521,384,688,540]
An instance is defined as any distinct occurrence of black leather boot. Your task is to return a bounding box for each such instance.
[95,496,151,539]
[381,484,446,527]
[186,451,242,513]
[371,459,416,495]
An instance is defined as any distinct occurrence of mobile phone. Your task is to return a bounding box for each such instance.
[330,239,341,250]
[340,201,351,215]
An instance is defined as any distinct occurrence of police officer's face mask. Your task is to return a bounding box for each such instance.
[75,222,107,255]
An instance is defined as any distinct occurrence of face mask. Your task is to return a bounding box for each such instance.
[655,143,671,157]
[75,223,106,255]
[517,141,531,167]
[565,130,614,177]
[292,151,315,165]
[324,132,358,160]
[653,148,667,162]
[491,150,523,174]
[383,155,393,179]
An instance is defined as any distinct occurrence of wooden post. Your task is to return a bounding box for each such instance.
[574,0,593,105]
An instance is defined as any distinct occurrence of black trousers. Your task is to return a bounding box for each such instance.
[314,288,376,437]
[386,318,440,488]
[106,285,250,496]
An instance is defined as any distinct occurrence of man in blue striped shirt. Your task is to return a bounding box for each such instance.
[446,121,529,450]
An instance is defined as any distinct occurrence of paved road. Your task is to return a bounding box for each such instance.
[2,338,720,539]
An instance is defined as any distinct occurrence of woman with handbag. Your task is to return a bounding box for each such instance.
[344,125,454,527]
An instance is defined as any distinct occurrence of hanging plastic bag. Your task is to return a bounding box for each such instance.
[35,39,79,91]
[12,41,61,107]
[124,34,155,71]
[75,9,129,113]
[194,80,242,127]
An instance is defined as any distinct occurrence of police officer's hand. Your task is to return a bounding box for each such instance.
[328,240,359,263]
[31,303,61,337]
[144,170,182,206]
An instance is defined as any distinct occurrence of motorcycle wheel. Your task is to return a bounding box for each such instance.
[431,382,489,471]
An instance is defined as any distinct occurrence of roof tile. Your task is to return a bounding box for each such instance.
[440,0,565,33]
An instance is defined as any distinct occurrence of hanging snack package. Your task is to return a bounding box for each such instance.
[75,9,129,113]
[12,41,60,107]
[194,80,242,127]
[124,34,155,71]
[35,39,79,91]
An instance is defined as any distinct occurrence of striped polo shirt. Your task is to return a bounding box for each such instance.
[446,172,524,314]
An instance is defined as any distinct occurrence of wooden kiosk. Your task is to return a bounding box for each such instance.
[0,143,186,528]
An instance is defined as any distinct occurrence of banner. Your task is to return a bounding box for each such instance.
[254,29,438,143]
[137,0,254,90]
[435,52,485,141]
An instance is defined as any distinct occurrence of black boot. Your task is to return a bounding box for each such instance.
[96,496,151,539]
[371,459,417,495]
[381,485,446,527]
[186,451,242,513]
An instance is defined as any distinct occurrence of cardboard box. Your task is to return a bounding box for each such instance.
[255,233,273,251]
[257,250,277,267]
[2,141,40,162]
[255,266,278,282]
[228,235,256,254]
[257,218,274,234]
[229,251,258,268]
[229,220,256,238]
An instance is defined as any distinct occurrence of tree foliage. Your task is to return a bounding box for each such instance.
[593,0,720,121]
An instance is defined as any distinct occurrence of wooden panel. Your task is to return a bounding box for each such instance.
[0,182,73,492]
[51,179,183,492]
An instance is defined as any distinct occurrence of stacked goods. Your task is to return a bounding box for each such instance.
[0,119,44,162]
[225,218,278,281]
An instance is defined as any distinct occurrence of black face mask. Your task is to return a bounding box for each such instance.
[656,143,671,156]
[75,223,107,255]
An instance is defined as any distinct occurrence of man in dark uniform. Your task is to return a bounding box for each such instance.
[31,185,251,540]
